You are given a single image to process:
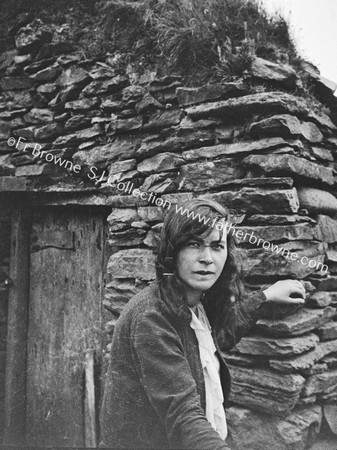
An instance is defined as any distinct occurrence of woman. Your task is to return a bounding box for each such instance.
[99,198,306,449]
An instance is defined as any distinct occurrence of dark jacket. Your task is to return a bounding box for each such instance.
[99,280,266,449]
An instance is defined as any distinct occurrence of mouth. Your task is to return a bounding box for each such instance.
[194,270,214,276]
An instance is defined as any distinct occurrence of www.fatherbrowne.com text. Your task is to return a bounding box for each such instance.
[8,135,328,273]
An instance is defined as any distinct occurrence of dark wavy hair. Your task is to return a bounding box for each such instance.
[155,198,247,333]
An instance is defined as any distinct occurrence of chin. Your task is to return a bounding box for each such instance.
[191,280,215,292]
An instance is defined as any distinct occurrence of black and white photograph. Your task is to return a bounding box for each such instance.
[0,0,337,448]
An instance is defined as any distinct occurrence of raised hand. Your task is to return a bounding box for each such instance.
[262,279,306,305]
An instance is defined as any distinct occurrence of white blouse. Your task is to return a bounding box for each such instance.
[189,302,228,441]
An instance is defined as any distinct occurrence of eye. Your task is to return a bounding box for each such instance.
[187,241,200,249]
[212,243,225,250]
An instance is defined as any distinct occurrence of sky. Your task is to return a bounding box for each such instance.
[259,0,337,85]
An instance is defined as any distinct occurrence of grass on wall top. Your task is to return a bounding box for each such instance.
[102,0,297,81]
[1,0,298,83]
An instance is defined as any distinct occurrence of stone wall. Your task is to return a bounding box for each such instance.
[1,19,337,449]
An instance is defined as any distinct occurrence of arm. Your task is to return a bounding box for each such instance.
[217,279,306,351]
[217,290,267,351]
[131,310,230,450]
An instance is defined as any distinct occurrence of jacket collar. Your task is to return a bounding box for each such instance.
[157,276,192,324]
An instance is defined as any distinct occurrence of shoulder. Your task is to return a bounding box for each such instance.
[113,281,184,349]
[115,281,166,328]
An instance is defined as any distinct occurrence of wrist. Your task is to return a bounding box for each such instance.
[262,288,271,302]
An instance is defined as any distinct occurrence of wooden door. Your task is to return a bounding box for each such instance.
[4,205,107,447]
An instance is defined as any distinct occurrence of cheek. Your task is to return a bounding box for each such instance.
[175,251,189,278]
[216,251,228,272]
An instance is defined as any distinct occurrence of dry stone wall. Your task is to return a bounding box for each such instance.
[1,21,337,449]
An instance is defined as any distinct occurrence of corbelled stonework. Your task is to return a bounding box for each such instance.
[1,16,337,449]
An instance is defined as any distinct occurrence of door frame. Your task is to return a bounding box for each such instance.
[3,200,109,447]
[4,205,31,446]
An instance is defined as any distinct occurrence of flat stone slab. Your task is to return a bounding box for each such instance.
[34,123,63,140]
[142,109,183,131]
[176,82,248,106]
[98,193,152,208]
[116,116,143,132]
[235,333,319,357]
[178,159,241,191]
[0,76,33,90]
[162,189,300,215]
[317,321,337,341]
[136,129,214,159]
[256,307,336,337]
[308,110,337,131]
[107,249,156,280]
[140,172,176,194]
[316,277,337,291]
[73,138,141,168]
[200,187,300,214]
[137,206,165,222]
[64,97,100,111]
[109,159,137,175]
[185,92,308,120]
[243,153,334,186]
[321,354,337,369]
[107,208,139,231]
[246,214,316,225]
[228,365,305,415]
[82,76,128,97]
[104,279,149,315]
[222,351,268,367]
[250,58,297,83]
[137,152,184,174]
[226,405,322,450]
[314,215,337,243]
[195,177,294,190]
[242,241,326,278]
[298,187,337,214]
[57,65,92,87]
[29,64,61,82]
[15,163,61,177]
[302,369,337,397]
[236,223,316,244]
[108,228,146,247]
[270,340,337,374]
[23,108,54,124]
[182,137,303,161]
[308,292,337,308]
[248,114,323,143]
[311,146,334,162]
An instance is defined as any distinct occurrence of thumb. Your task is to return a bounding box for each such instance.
[287,296,305,304]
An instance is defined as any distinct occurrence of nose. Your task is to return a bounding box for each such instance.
[199,245,213,265]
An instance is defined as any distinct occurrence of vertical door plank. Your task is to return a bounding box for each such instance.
[85,349,97,447]
[25,207,104,447]
[4,207,31,446]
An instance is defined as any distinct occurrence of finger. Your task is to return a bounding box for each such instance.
[295,280,305,291]
[290,286,305,298]
[275,297,305,305]
[271,297,305,304]
[292,280,305,290]
[287,296,305,304]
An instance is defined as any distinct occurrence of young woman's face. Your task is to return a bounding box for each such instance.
[175,223,228,307]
